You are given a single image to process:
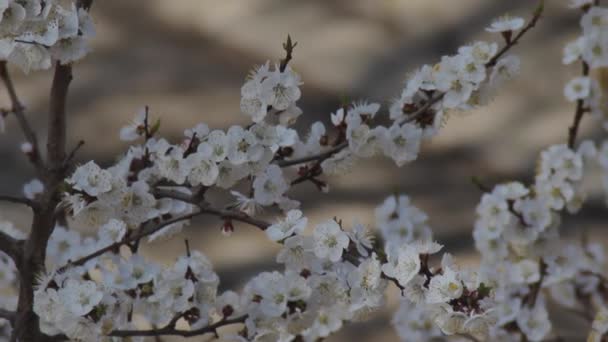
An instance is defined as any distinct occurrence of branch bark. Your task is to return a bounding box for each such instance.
[11,63,73,342]
[0,195,37,209]
[154,188,271,230]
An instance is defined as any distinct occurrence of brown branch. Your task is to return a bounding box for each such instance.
[0,231,22,266]
[12,62,74,342]
[568,61,591,149]
[0,62,44,172]
[277,142,348,168]
[109,315,248,338]
[64,139,84,166]
[279,35,297,72]
[397,92,445,125]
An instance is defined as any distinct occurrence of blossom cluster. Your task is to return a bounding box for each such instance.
[1,1,608,342]
[563,3,608,127]
[0,0,94,73]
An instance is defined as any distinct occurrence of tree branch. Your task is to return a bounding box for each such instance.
[397,92,446,125]
[59,211,204,271]
[47,62,72,171]
[77,0,94,10]
[568,61,591,149]
[277,142,348,168]
[485,0,545,68]
[0,308,15,324]
[154,189,271,230]
[61,190,271,272]
[0,62,44,172]
[109,315,248,338]
[12,62,74,342]
[0,195,37,209]
[0,231,22,266]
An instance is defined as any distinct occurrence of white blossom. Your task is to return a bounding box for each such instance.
[312,219,349,262]
[486,15,525,33]
[266,209,307,241]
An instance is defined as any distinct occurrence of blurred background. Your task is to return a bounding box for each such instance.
[0,0,606,340]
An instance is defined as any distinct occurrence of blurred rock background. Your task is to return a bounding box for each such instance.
[0,0,605,340]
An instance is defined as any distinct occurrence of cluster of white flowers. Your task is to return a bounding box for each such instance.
[563,4,608,128]
[0,0,95,73]
[33,242,220,340]
[470,140,608,341]
[2,1,608,341]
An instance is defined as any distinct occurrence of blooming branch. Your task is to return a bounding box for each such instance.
[108,315,247,338]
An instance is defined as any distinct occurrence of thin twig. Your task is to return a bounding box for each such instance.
[154,189,271,230]
[397,92,446,125]
[14,40,51,49]
[568,61,591,149]
[485,0,545,68]
[279,34,297,72]
[109,315,248,338]
[0,62,44,172]
[525,259,547,307]
[0,231,22,266]
[64,140,85,166]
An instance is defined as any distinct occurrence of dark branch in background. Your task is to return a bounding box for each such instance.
[0,308,15,324]
[0,62,45,173]
[0,195,37,209]
[109,315,247,338]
